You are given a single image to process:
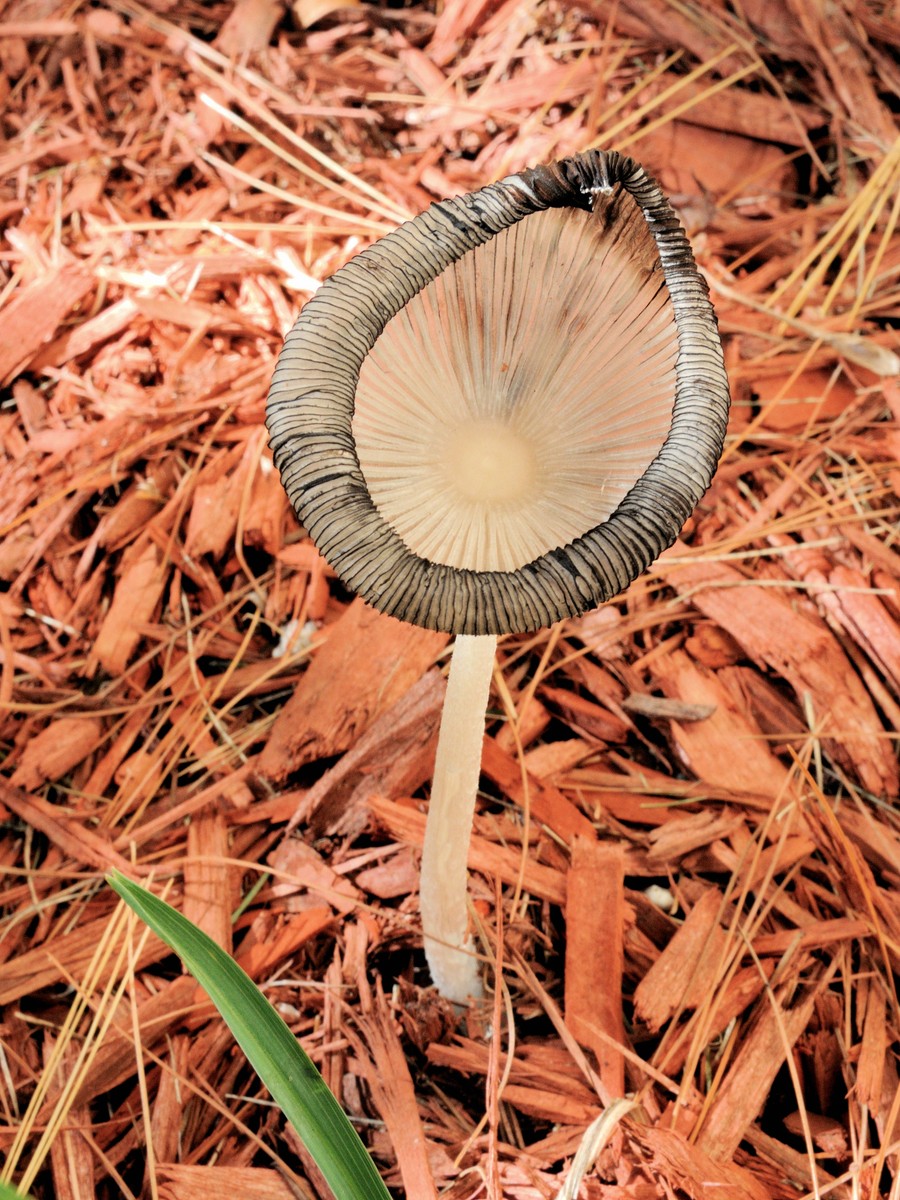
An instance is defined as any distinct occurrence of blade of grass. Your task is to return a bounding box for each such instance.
[107,871,392,1200]
[0,1183,33,1200]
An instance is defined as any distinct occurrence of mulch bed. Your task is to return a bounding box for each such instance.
[1,1,899,1196]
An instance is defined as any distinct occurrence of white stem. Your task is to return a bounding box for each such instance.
[420,632,497,1003]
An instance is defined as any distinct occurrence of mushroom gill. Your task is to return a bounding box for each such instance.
[352,196,679,574]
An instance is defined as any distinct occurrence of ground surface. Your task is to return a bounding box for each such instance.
[1,1,899,1197]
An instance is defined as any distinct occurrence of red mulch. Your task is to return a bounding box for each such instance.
[1,1,899,1197]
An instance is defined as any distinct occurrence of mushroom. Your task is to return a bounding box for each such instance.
[266,150,729,1004]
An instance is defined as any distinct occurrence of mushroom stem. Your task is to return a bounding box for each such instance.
[420,632,497,1003]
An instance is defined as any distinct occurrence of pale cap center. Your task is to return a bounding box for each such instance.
[443,419,537,504]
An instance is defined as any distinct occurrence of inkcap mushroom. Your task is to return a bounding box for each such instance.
[266,149,730,1004]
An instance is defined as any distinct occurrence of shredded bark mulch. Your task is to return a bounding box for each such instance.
[1,1,899,1196]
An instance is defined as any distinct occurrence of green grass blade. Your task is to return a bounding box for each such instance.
[0,1183,33,1200]
[108,871,391,1200]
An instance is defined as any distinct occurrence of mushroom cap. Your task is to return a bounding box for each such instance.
[267,150,729,636]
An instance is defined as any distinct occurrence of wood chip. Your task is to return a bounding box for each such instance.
[565,838,626,1098]
[633,889,729,1033]
[657,553,899,797]
[9,715,103,790]
[258,598,447,781]
[350,977,438,1200]
[0,263,94,381]
[696,964,835,1161]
